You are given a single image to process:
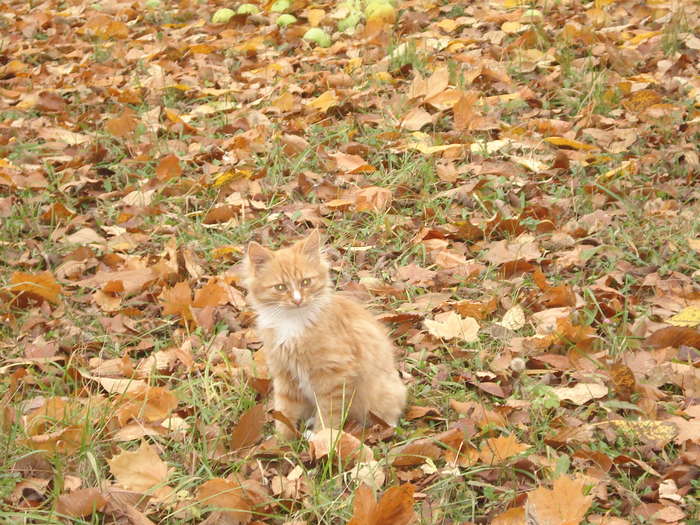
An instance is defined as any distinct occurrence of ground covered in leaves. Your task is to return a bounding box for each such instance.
[1,0,700,523]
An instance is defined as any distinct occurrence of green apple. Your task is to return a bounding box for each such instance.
[236,3,260,15]
[365,1,395,23]
[303,27,332,47]
[271,0,291,12]
[211,7,235,23]
[338,12,362,31]
[276,13,297,26]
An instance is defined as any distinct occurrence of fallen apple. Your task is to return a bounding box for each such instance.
[211,7,235,24]
[303,27,332,47]
[276,13,297,27]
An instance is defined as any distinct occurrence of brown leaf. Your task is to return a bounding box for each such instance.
[55,488,107,518]
[478,435,530,465]
[526,475,593,525]
[354,186,392,213]
[160,281,194,323]
[107,441,169,491]
[608,363,636,401]
[646,326,700,349]
[155,154,182,182]
[230,404,265,451]
[204,205,237,224]
[424,311,479,342]
[391,439,442,467]
[401,107,433,131]
[330,152,375,174]
[197,478,253,522]
[348,484,375,525]
[105,109,137,138]
[348,483,416,525]
[308,428,373,466]
[193,279,230,308]
[116,386,179,426]
[404,406,441,420]
[9,271,62,304]
[491,507,526,525]
[453,91,480,130]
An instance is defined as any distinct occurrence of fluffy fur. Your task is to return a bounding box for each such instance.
[242,231,407,438]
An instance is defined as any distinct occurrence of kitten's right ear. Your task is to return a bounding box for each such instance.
[247,242,272,270]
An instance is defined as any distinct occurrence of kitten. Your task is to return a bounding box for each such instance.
[242,231,407,438]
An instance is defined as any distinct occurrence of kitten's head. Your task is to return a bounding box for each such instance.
[243,231,331,310]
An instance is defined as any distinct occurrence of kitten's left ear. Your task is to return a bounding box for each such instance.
[298,230,321,258]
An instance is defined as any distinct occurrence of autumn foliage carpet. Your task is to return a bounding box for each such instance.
[1,0,699,523]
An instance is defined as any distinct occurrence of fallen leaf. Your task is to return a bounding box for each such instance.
[551,383,608,405]
[308,428,373,466]
[196,478,252,522]
[354,186,392,213]
[155,154,182,182]
[348,483,416,525]
[479,435,530,465]
[306,89,339,113]
[9,271,62,304]
[230,403,265,451]
[647,326,700,349]
[107,441,169,491]
[391,439,442,467]
[424,311,479,342]
[55,488,107,518]
[666,306,700,328]
[526,475,593,525]
[401,107,433,131]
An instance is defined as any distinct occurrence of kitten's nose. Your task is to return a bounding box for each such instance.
[291,289,303,305]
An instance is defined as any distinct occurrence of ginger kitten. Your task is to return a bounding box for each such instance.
[242,231,407,438]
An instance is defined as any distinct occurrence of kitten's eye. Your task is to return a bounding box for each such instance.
[301,278,311,287]
[274,284,287,292]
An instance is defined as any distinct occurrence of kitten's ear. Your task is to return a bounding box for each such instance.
[247,242,272,270]
[298,230,321,258]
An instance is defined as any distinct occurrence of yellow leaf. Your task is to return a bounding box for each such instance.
[10,271,62,304]
[544,136,596,150]
[424,312,479,342]
[108,441,169,491]
[667,306,700,328]
[501,21,525,33]
[306,89,339,113]
[597,160,637,182]
[306,8,325,27]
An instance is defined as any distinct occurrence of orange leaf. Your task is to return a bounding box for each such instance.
[348,483,416,525]
[453,90,480,130]
[355,186,392,213]
[105,109,137,138]
[526,475,593,525]
[230,404,265,451]
[391,439,442,467]
[193,279,229,308]
[196,478,252,521]
[478,435,530,465]
[107,441,169,491]
[55,488,107,518]
[155,154,182,181]
[160,281,194,323]
[646,326,700,349]
[373,484,416,525]
[10,271,62,304]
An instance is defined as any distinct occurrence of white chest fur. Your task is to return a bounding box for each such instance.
[253,295,329,347]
